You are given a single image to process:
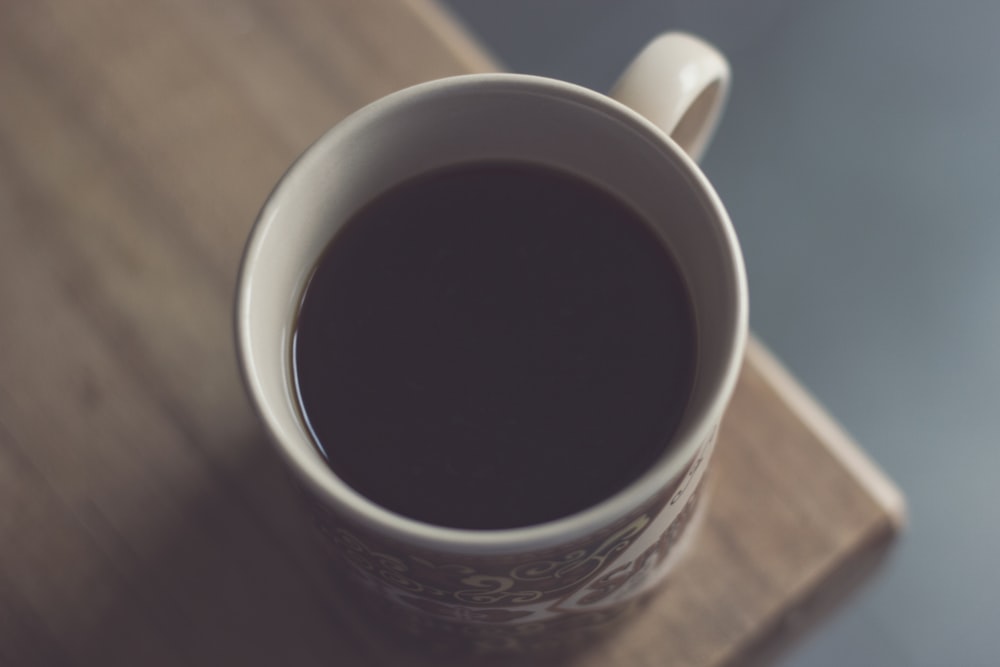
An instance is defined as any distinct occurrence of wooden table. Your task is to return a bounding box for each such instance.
[0,1,904,665]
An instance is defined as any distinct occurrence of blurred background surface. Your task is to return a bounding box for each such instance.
[440,1,1000,665]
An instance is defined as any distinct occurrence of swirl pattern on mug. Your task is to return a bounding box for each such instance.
[306,431,715,619]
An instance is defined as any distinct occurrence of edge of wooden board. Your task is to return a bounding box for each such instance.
[745,336,907,531]
[402,0,502,74]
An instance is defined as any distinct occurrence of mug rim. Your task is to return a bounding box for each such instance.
[235,72,748,555]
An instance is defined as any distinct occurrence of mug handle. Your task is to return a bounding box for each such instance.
[610,32,730,163]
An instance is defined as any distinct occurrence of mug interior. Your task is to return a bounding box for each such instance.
[236,74,746,551]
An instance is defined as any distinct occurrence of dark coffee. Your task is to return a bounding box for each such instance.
[293,160,696,530]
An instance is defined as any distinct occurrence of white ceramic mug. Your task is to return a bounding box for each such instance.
[236,32,747,653]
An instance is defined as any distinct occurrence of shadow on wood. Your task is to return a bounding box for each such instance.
[64,429,601,667]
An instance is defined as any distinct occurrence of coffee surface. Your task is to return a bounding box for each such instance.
[293,161,696,529]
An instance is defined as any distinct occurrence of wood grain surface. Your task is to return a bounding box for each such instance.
[0,1,904,665]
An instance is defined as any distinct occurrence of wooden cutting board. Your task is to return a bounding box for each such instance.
[0,1,904,665]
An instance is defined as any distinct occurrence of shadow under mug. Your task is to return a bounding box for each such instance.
[236,32,748,654]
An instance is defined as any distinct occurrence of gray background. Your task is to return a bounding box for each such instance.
[440,1,1000,665]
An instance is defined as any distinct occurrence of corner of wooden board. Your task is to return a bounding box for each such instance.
[744,335,907,533]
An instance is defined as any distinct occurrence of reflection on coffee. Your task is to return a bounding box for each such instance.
[293,161,696,529]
